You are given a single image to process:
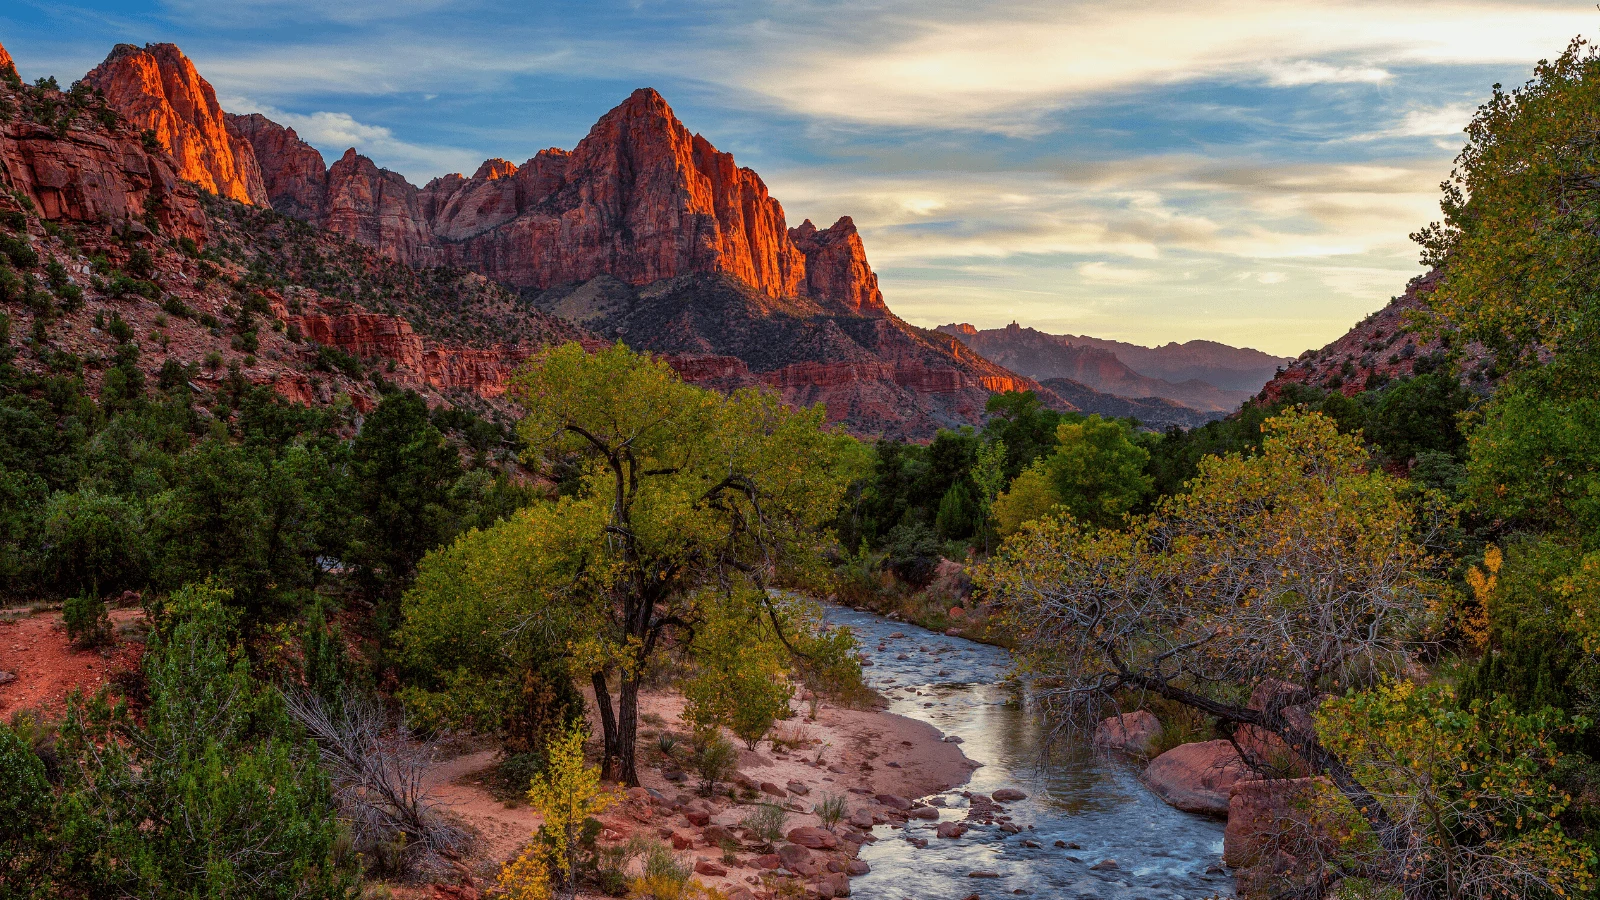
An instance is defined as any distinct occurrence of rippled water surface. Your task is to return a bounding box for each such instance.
[824,605,1234,900]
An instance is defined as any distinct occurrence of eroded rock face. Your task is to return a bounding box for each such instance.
[0,97,207,242]
[790,217,889,317]
[225,113,327,220]
[240,88,887,316]
[85,43,269,206]
[1143,740,1255,817]
[325,149,439,267]
[0,41,16,79]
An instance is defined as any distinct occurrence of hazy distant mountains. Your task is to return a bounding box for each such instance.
[937,323,1291,421]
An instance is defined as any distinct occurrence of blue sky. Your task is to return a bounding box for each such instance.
[3,0,1597,356]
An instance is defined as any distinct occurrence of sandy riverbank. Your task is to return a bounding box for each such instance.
[423,685,979,899]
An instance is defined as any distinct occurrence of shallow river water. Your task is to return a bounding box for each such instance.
[824,605,1234,900]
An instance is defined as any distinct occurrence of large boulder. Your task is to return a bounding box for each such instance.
[1143,740,1254,816]
[1235,681,1316,776]
[1223,777,1330,868]
[1093,711,1163,757]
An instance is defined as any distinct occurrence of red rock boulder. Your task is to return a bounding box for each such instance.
[1143,740,1255,816]
[1093,710,1164,757]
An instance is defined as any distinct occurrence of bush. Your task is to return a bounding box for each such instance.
[691,732,737,797]
[41,489,148,595]
[813,793,847,831]
[884,522,942,587]
[0,722,53,889]
[63,592,112,649]
[741,802,787,845]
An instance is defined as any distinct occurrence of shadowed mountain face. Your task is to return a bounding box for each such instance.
[1050,334,1289,392]
[936,323,1279,414]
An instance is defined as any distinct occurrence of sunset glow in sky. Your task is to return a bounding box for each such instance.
[4,0,1598,355]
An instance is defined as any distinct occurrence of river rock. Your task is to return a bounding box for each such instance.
[848,808,876,829]
[992,788,1028,802]
[816,872,852,898]
[935,821,968,839]
[1143,740,1253,816]
[787,826,839,850]
[777,843,818,876]
[908,806,939,820]
[1093,710,1164,757]
[874,793,912,810]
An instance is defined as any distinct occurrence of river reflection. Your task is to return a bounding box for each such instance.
[824,605,1234,900]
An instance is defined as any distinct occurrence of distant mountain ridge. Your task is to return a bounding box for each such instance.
[62,41,1046,438]
[936,323,1283,414]
[1049,333,1288,392]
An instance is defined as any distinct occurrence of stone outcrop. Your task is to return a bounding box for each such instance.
[224,113,327,220]
[0,41,15,79]
[1143,740,1255,816]
[0,77,207,241]
[85,43,269,206]
[790,217,889,316]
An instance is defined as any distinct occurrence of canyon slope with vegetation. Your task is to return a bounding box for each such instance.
[5,27,1600,900]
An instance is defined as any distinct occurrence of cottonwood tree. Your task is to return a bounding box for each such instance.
[980,411,1441,868]
[500,342,859,784]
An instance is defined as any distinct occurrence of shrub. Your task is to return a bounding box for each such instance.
[0,722,53,888]
[692,732,737,797]
[741,802,787,845]
[62,592,112,649]
[41,489,148,595]
[885,522,942,587]
[812,793,847,831]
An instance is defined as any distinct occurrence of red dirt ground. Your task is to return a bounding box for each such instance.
[0,606,145,721]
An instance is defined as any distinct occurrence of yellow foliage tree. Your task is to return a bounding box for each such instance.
[524,723,613,900]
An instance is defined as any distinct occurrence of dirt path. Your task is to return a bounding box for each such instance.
[0,606,145,720]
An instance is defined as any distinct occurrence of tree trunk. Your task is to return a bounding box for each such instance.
[592,670,619,779]
[618,673,641,787]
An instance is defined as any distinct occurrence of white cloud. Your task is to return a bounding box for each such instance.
[1078,261,1158,284]
[1259,60,1393,86]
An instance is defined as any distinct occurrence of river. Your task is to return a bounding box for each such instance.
[824,605,1234,900]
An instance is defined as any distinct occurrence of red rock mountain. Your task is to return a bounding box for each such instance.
[0,52,207,242]
[230,88,886,317]
[68,43,1040,436]
[0,41,14,79]
[84,43,269,207]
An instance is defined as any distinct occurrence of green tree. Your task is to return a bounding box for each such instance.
[981,411,1439,857]
[1047,415,1152,528]
[40,488,148,595]
[505,342,858,784]
[55,581,346,899]
[970,438,1008,553]
[0,721,53,897]
[349,390,462,622]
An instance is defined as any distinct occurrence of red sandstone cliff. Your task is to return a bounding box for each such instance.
[225,113,327,221]
[0,67,207,242]
[233,88,885,315]
[85,43,269,207]
[0,42,15,80]
[790,217,889,317]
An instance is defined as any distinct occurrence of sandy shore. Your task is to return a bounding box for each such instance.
[425,684,978,898]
